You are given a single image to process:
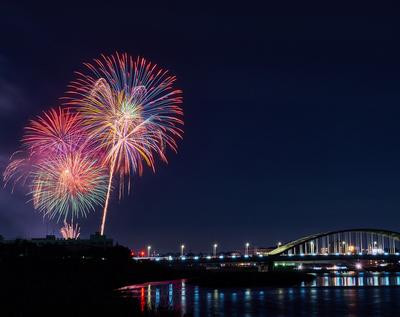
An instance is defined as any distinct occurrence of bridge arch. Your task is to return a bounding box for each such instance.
[268,228,400,256]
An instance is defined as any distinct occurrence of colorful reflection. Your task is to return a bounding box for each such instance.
[121,274,400,315]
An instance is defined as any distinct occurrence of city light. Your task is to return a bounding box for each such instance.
[118,231,400,269]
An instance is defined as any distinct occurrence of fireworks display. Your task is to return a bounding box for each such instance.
[31,151,108,221]
[3,53,183,235]
[67,53,184,234]
[23,107,84,155]
[4,108,84,190]
[4,108,108,222]
[60,220,81,239]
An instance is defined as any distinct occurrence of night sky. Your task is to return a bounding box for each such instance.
[1,2,400,253]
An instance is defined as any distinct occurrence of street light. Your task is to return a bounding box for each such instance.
[277,242,282,247]
[245,242,250,256]
[181,244,185,257]
[213,243,218,257]
[147,245,151,257]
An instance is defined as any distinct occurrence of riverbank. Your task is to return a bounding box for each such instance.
[0,256,313,316]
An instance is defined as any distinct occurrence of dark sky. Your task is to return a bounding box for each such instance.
[1,2,400,253]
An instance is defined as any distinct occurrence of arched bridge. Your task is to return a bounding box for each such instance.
[268,228,400,256]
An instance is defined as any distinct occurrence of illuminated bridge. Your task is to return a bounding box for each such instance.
[267,228,400,256]
[141,229,400,271]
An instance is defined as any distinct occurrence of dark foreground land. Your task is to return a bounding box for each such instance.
[0,242,312,316]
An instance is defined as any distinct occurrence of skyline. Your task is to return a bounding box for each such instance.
[2,3,400,253]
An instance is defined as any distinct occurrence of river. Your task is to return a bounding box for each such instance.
[120,272,400,316]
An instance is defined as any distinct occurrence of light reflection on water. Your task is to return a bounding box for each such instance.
[301,272,400,287]
[121,273,400,316]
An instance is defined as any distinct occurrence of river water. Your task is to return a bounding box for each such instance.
[121,272,400,316]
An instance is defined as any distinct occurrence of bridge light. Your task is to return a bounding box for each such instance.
[206,255,211,260]
[297,264,303,270]
[213,244,218,257]
[194,256,199,260]
[245,242,250,256]
[147,245,151,257]
[277,242,282,247]
[181,244,185,257]
[219,255,224,259]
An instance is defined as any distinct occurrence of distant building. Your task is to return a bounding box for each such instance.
[2,232,113,248]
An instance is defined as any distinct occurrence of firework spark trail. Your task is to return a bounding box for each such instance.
[100,153,116,235]
[66,53,184,235]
